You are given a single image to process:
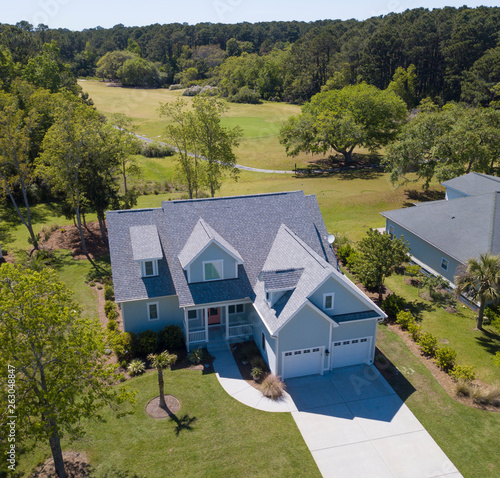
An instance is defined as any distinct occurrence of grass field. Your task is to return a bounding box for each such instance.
[78,80,368,170]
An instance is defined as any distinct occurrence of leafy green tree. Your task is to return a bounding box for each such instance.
[455,253,500,330]
[352,229,410,303]
[117,57,161,87]
[0,264,134,478]
[0,45,15,90]
[280,83,407,163]
[96,50,137,81]
[384,104,500,188]
[148,351,177,409]
[0,91,40,249]
[387,64,418,108]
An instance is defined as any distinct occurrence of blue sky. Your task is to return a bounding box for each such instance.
[3,1,499,31]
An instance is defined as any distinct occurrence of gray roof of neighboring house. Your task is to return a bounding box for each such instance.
[178,218,243,268]
[129,225,163,261]
[442,172,500,197]
[381,192,500,264]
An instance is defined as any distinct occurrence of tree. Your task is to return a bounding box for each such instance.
[117,57,161,88]
[0,264,134,478]
[96,50,137,81]
[280,83,407,163]
[384,103,500,188]
[455,253,500,330]
[387,64,418,108]
[0,91,40,250]
[148,351,177,409]
[352,229,410,303]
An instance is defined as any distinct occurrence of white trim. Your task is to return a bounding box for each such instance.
[184,298,252,311]
[147,301,160,321]
[182,238,243,270]
[203,259,224,281]
[323,292,335,311]
[140,259,158,277]
[116,294,177,304]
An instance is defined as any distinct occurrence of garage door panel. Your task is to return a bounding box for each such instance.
[331,337,371,369]
[283,347,322,379]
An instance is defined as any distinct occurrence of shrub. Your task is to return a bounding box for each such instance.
[450,365,476,383]
[261,374,286,400]
[137,330,158,356]
[396,310,415,330]
[407,322,422,341]
[434,346,457,371]
[158,325,185,352]
[381,294,406,318]
[250,356,267,370]
[251,367,264,381]
[455,380,472,397]
[104,284,114,301]
[169,84,183,90]
[107,320,118,332]
[104,300,115,316]
[183,85,203,96]
[188,347,211,365]
[405,264,421,277]
[127,359,146,376]
[108,331,134,362]
[230,86,261,104]
[138,141,174,158]
[337,243,355,264]
[417,332,438,356]
[472,386,500,407]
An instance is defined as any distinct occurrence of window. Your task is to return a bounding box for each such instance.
[229,304,244,314]
[262,332,265,350]
[147,302,159,321]
[187,310,197,320]
[388,225,394,237]
[141,260,158,277]
[203,260,223,281]
[441,258,449,271]
[323,293,335,310]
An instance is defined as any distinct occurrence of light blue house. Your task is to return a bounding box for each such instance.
[107,191,386,379]
[382,173,500,285]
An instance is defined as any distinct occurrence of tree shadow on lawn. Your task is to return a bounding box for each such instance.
[475,328,500,356]
[169,413,197,436]
[402,188,445,208]
[405,300,434,320]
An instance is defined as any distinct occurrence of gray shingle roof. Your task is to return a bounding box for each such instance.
[178,218,243,268]
[260,269,304,291]
[442,173,500,197]
[381,192,500,264]
[130,225,163,261]
[107,191,386,334]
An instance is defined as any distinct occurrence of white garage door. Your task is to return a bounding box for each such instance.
[283,347,322,379]
[331,337,371,369]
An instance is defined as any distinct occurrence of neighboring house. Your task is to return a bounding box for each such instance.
[107,191,386,379]
[381,173,500,284]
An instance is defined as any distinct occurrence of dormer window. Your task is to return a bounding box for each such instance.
[323,293,335,311]
[141,260,158,277]
[203,260,223,281]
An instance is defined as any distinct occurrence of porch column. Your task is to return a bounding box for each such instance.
[184,309,189,351]
[204,307,209,343]
[225,305,229,339]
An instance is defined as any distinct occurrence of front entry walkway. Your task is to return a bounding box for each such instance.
[211,347,462,478]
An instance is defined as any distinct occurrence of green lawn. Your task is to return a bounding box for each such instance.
[19,369,320,478]
[377,323,500,478]
[385,274,500,386]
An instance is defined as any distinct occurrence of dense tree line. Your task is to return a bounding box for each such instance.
[2,6,500,103]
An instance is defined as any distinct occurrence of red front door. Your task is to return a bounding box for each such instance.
[207,307,221,325]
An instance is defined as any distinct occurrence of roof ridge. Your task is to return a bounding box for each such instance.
[280,224,329,269]
[164,190,304,206]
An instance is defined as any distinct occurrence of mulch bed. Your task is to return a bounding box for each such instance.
[32,452,90,478]
[229,342,267,392]
[145,395,181,418]
[42,221,109,260]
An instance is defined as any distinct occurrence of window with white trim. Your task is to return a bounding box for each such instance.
[323,293,335,311]
[147,302,159,321]
[228,304,244,314]
[187,310,197,320]
[441,258,449,271]
[203,260,223,281]
[141,260,158,277]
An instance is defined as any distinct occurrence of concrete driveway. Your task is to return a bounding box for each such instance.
[286,366,462,478]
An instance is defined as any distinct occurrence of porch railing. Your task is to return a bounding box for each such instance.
[189,329,207,343]
[228,323,253,338]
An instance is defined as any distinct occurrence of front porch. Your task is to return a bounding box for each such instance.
[185,303,254,350]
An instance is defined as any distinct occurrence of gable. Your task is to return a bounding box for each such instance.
[187,242,238,283]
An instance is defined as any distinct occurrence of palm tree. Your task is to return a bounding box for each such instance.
[148,350,177,409]
[455,253,500,330]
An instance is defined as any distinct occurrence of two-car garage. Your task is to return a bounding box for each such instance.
[282,336,373,379]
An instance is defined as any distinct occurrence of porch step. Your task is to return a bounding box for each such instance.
[207,340,230,355]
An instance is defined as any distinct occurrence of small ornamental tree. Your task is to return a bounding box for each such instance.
[0,264,134,478]
[352,229,410,303]
[148,351,177,409]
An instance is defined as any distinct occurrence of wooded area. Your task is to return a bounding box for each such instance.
[2,6,500,104]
